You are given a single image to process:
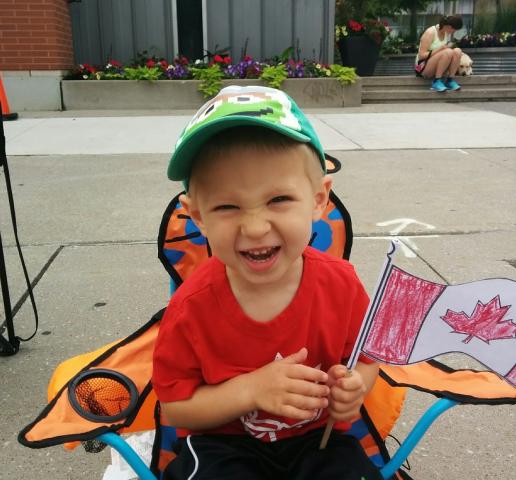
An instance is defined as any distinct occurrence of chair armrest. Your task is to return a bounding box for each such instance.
[98,432,157,480]
[380,398,458,479]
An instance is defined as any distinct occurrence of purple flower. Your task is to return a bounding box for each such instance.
[224,57,262,78]
[286,60,304,78]
[165,62,190,79]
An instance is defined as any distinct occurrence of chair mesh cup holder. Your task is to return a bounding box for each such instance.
[68,369,139,423]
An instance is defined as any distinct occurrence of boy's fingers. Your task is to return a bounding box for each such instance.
[281,405,321,421]
[336,372,364,390]
[282,347,308,365]
[327,364,351,381]
[288,379,330,398]
[286,392,329,412]
[331,385,363,404]
[328,402,362,421]
[288,364,328,383]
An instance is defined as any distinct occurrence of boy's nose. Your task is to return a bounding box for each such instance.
[240,211,271,238]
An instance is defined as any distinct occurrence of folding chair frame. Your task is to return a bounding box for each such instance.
[97,396,458,480]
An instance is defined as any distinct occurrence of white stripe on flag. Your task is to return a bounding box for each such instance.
[408,279,516,377]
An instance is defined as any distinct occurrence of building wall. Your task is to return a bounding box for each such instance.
[0,0,74,111]
[0,0,74,71]
[68,0,176,67]
[68,0,335,66]
[206,0,334,63]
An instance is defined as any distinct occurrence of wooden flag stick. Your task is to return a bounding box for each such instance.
[319,369,353,449]
[319,418,335,449]
[320,241,399,450]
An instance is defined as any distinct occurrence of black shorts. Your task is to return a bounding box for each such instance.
[164,427,383,480]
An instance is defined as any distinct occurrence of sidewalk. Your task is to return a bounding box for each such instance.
[5,103,516,155]
[1,102,515,479]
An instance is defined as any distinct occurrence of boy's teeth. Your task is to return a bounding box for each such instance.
[248,248,271,255]
[241,246,279,261]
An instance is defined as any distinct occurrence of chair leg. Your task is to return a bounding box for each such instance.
[380,398,458,479]
[99,432,157,480]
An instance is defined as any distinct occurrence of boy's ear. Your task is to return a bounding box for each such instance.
[312,175,332,221]
[179,193,207,236]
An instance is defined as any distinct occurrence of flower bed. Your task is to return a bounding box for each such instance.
[66,53,358,99]
[379,32,516,56]
[62,52,362,110]
[457,32,516,48]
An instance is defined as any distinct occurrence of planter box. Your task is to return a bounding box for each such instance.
[61,78,362,110]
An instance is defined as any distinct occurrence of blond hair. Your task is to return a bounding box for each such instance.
[188,126,324,193]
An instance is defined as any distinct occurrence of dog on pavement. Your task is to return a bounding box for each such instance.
[458,53,473,76]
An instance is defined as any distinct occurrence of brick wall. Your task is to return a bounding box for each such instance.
[0,0,74,71]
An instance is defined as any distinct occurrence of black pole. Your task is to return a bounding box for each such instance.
[0,230,19,354]
[0,101,20,355]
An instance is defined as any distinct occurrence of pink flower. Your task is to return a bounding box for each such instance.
[82,63,96,73]
[348,20,363,32]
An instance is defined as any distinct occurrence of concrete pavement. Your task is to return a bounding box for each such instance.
[1,102,515,479]
[6,105,516,155]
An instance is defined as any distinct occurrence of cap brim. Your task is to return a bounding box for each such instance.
[168,115,311,180]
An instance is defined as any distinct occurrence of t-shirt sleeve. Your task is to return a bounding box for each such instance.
[342,269,376,365]
[152,298,203,403]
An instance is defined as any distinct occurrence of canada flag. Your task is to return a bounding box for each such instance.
[351,246,516,387]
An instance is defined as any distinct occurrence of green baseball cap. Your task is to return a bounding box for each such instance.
[167,85,326,182]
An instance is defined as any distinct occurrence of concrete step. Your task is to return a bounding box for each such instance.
[363,87,516,103]
[363,84,516,92]
[362,75,516,87]
[374,66,516,76]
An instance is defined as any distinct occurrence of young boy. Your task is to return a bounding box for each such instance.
[152,85,381,479]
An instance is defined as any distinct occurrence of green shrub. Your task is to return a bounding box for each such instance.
[191,64,224,98]
[329,64,357,85]
[260,64,288,88]
[123,66,163,81]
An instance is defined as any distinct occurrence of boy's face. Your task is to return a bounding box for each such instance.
[182,144,331,291]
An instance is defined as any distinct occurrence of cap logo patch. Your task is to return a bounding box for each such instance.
[175,87,301,149]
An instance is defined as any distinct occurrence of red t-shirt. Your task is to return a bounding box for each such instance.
[152,247,371,442]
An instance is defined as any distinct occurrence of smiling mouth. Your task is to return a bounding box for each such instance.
[240,247,280,262]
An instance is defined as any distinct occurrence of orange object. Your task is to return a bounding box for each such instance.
[0,76,18,121]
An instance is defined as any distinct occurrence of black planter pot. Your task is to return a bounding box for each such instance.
[338,36,380,76]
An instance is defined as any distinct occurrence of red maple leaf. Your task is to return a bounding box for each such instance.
[441,295,516,344]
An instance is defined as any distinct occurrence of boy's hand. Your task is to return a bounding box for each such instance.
[246,347,330,420]
[326,365,366,422]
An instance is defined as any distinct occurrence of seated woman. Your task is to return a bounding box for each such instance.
[415,15,463,92]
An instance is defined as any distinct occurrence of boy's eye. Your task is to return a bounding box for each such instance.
[269,196,292,204]
[213,204,238,211]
